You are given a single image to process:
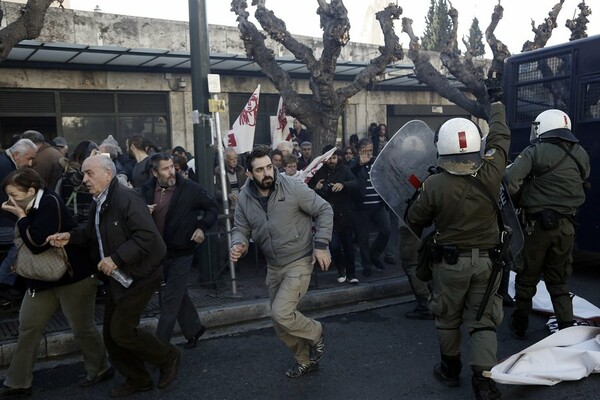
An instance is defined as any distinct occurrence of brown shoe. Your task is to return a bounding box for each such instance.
[79,367,115,388]
[157,349,182,389]
[109,381,153,398]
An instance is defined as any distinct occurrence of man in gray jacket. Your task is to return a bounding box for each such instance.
[230,146,333,379]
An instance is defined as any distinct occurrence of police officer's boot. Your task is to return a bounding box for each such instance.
[433,354,461,387]
[509,313,527,340]
[557,320,576,330]
[471,368,501,400]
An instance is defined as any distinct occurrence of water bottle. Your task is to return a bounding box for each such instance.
[110,269,133,288]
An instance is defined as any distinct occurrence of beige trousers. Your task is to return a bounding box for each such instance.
[266,256,322,364]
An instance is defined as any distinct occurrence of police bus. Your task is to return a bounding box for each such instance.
[503,34,600,254]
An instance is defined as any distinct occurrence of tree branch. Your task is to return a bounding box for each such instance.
[402,17,487,119]
[521,0,565,52]
[336,3,404,103]
[566,1,591,41]
[231,0,314,117]
[485,2,511,79]
[0,0,58,62]
[252,1,318,68]
[439,4,487,106]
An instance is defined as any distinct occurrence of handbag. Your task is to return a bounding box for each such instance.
[14,194,72,281]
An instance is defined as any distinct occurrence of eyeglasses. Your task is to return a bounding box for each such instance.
[345,152,353,155]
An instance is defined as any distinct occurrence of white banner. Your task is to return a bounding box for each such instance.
[270,97,292,149]
[224,85,261,154]
[298,147,337,184]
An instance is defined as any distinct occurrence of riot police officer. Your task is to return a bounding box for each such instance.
[505,109,590,338]
[405,102,509,400]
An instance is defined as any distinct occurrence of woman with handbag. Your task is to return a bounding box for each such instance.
[0,168,112,397]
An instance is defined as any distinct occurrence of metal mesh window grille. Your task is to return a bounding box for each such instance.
[582,80,600,121]
[515,80,570,126]
[516,53,571,84]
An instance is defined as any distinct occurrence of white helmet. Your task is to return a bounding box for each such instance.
[530,109,578,143]
[436,118,482,175]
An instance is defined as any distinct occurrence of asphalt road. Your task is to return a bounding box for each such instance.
[6,265,600,400]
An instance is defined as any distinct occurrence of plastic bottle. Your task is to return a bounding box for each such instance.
[110,269,133,288]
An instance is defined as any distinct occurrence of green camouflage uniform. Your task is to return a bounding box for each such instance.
[505,139,590,331]
[398,225,430,308]
[407,103,510,372]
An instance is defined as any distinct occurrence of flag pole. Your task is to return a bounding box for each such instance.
[208,75,239,297]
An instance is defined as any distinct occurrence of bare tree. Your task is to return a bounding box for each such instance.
[231,0,404,150]
[402,1,575,120]
[566,1,592,41]
[0,0,63,62]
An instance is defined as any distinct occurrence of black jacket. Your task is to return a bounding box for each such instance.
[309,161,358,231]
[0,152,17,228]
[69,177,166,299]
[140,173,218,258]
[16,190,95,292]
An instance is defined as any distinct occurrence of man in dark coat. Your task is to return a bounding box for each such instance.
[48,155,181,397]
[140,153,218,348]
[309,149,359,283]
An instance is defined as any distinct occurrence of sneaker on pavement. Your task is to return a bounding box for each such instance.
[285,361,319,378]
[310,325,325,363]
[348,277,359,284]
[337,276,347,283]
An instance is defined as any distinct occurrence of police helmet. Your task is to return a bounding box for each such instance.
[436,118,482,175]
[530,109,578,143]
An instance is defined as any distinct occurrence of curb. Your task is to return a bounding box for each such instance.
[0,276,411,367]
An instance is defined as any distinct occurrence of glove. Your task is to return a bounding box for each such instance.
[485,73,504,103]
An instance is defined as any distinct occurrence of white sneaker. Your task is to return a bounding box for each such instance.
[337,276,347,283]
[349,278,359,284]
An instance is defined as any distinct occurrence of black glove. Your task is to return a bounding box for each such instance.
[485,74,504,103]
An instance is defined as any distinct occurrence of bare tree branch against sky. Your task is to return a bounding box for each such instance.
[70,0,597,55]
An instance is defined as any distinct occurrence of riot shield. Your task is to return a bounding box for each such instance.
[499,181,525,268]
[371,120,524,262]
[371,120,437,237]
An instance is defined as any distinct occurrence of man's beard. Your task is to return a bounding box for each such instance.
[158,175,176,188]
[254,176,273,190]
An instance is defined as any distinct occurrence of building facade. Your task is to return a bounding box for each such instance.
[0,1,483,151]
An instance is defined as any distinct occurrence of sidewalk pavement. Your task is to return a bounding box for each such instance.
[0,256,413,367]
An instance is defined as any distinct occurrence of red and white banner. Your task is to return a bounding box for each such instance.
[298,147,337,184]
[270,97,292,149]
[225,85,261,154]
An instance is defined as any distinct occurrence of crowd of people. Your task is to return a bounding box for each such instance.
[0,100,589,400]
[0,132,217,398]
